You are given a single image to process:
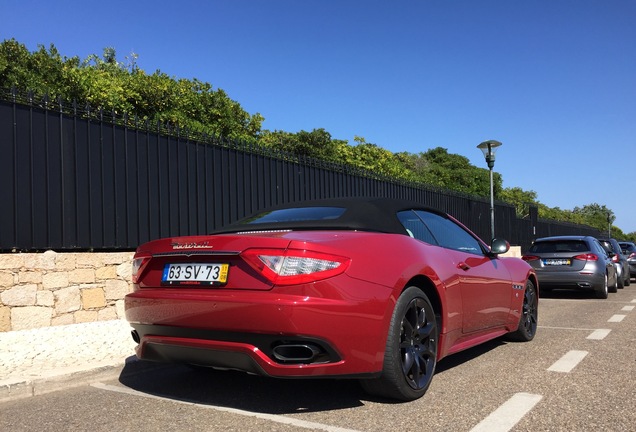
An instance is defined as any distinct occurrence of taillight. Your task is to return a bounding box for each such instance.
[521,255,540,262]
[573,253,599,261]
[629,252,636,260]
[611,254,619,263]
[242,248,350,286]
[131,254,151,283]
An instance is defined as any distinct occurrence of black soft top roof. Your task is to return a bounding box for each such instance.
[213,197,447,235]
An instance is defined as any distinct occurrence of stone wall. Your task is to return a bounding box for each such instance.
[0,251,134,332]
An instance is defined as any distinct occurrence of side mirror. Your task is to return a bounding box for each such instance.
[490,238,510,255]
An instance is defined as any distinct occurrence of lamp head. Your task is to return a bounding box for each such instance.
[477,140,502,169]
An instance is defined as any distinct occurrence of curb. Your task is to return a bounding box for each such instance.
[0,361,137,403]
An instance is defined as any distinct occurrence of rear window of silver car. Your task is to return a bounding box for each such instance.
[529,241,589,253]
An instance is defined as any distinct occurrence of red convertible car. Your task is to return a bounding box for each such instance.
[125,198,538,401]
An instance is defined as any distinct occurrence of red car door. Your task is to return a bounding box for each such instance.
[451,249,513,333]
[408,210,514,334]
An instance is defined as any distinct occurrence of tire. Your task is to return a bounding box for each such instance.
[625,272,631,286]
[609,272,618,293]
[617,273,624,289]
[595,273,609,299]
[360,287,438,401]
[507,279,538,342]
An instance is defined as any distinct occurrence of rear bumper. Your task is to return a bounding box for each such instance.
[534,271,604,290]
[125,276,394,377]
[128,324,378,378]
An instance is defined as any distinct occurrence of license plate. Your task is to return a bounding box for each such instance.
[162,263,229,285]
[543,259,571,266]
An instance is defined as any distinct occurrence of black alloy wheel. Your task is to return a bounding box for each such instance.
[399,296,437,391]
[360,287,438,401]
[508,279,538,342]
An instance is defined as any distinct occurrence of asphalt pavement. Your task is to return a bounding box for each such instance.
[0,319,138,401]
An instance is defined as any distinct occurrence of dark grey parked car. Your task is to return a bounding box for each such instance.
[618,241,636,277]
[522,235,617,299]
[598,238,631,288]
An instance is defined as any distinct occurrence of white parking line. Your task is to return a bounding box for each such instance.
[622,305,635,312]
[539,325,605,331]
[608,315,626,322]
[587,329,611,340]
[469,392,543,432]
[91,383,362,432]
[548,350,588,373]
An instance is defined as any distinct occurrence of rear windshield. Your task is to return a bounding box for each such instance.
[529,240,589,253]
[598,240,616,252]
[620,244,636,253]
[243,207,346,224]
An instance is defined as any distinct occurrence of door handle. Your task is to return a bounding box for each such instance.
[457,262,470,271]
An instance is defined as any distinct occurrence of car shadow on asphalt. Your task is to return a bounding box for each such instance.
[538,288,606,300]
[118,360,369,412]
[117,338,507,412]
[435,338,505,374]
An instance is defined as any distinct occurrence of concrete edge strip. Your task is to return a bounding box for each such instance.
[0,365,124,402]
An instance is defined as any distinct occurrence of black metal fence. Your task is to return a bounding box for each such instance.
[0,89,601,253]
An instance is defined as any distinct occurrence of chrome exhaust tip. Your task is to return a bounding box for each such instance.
[131,329,140,344]
[272,344,321,363]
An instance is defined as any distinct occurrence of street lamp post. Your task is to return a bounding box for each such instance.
[477,140,502,241]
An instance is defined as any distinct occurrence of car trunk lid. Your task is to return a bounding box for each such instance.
[133,233,294,291]
[133,231,353,291]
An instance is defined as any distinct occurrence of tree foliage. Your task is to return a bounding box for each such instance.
[409,147,498,196]
[572,204,614,234]
[0,38,626,236]
[0,39,263,141]
[500,187,538,218]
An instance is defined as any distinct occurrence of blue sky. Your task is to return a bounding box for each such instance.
[2,1,635,233]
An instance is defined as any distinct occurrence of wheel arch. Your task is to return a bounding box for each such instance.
[527,272,539,296]
[403,275,444,332]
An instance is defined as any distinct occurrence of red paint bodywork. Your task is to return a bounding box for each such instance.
[125,229,536,378]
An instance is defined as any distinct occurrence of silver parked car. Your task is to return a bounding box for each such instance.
[522,235,617,299]
[618,241,636,278]
[598,238,630,288]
